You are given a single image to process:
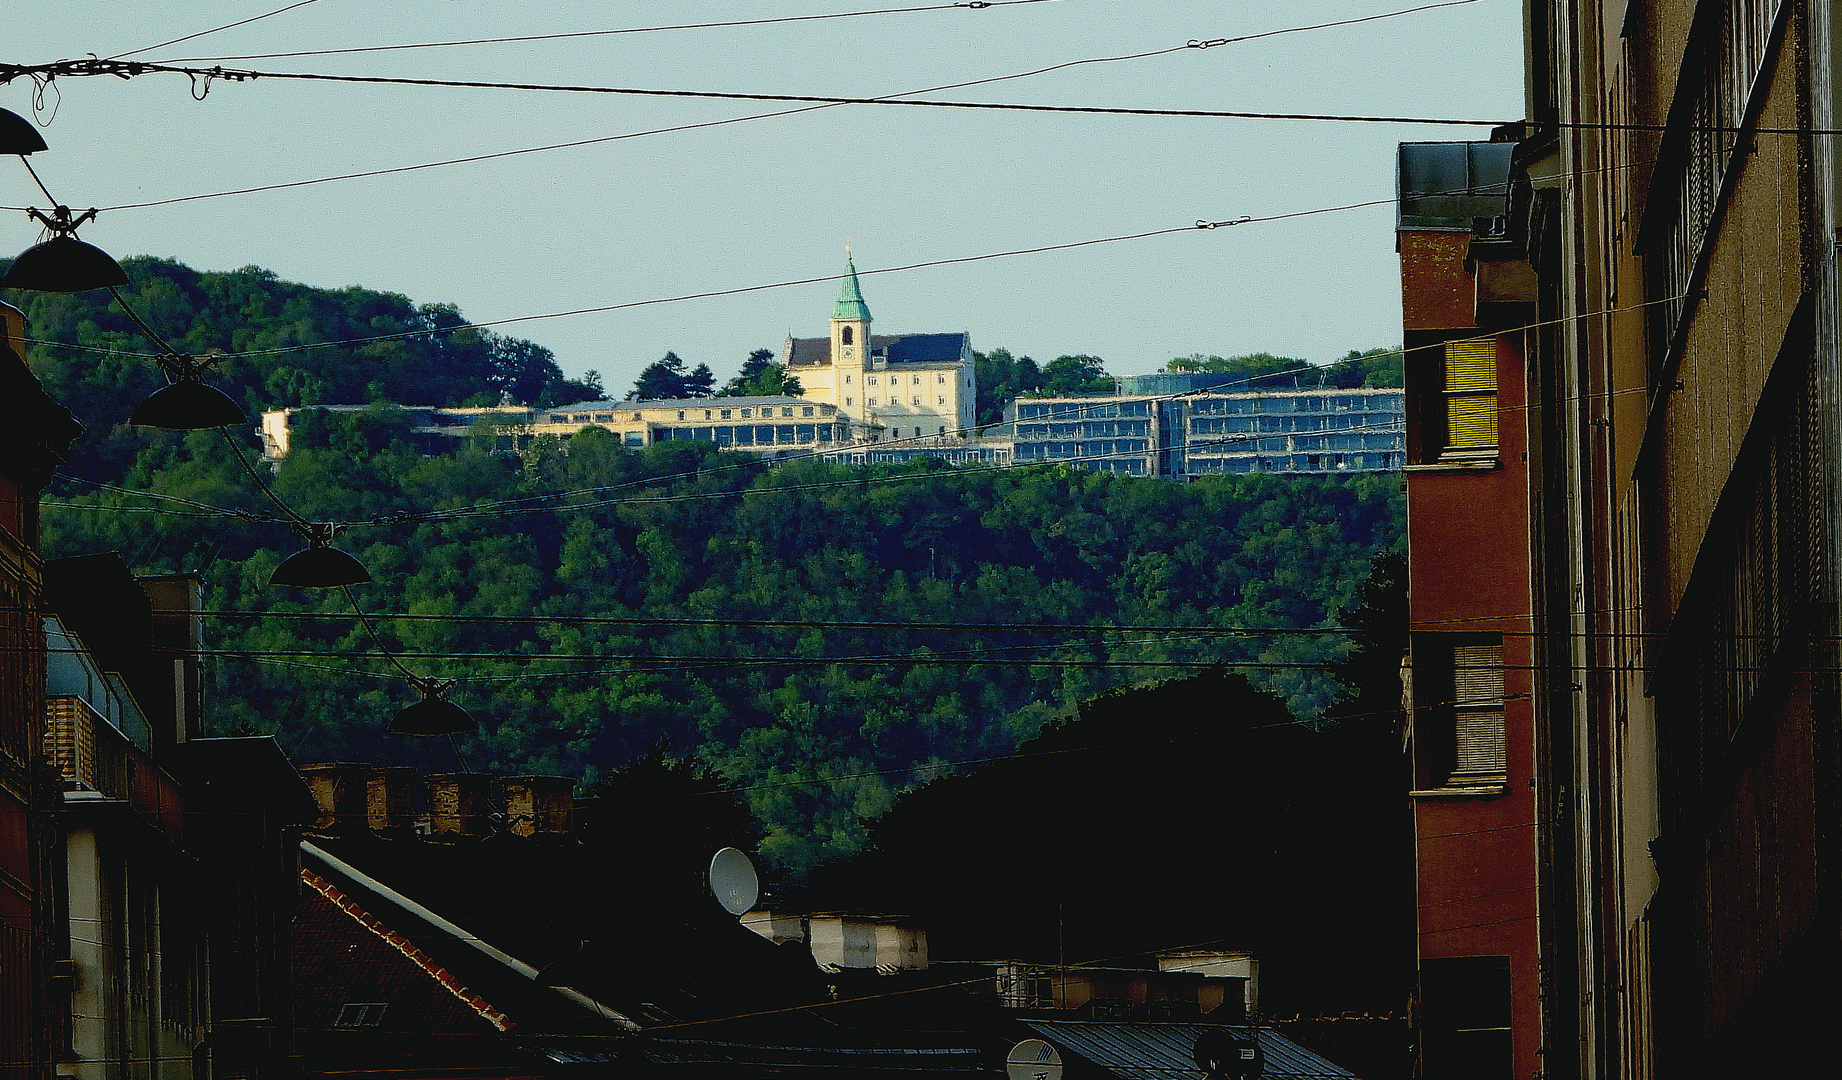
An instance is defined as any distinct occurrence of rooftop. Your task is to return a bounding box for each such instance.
[1396,140,1514,231]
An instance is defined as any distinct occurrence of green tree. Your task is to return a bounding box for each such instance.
[973,346,1043,425]
[1039,354,1112,395]
[718,349,804,397]
[629,352,689,400]
[683,362,716,398]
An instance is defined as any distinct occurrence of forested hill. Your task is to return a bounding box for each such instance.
[5,256,598,482]
[13,258,1405,876]
[44,415,1401,872]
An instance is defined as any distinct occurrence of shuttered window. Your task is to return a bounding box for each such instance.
[1450,642,1507,778]
[1443,341,1498,451]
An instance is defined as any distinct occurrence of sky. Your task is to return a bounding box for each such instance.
[3,1,1527,395]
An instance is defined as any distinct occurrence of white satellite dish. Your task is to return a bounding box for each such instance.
[708,847,760,915]
[1006,1039,1063,1080]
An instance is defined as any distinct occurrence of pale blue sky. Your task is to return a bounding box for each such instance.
[5,1,1525,393]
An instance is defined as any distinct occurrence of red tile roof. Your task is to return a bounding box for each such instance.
[295,868,513,1034]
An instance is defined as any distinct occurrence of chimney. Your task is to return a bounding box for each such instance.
[426,773,493,840]
[501,775,576,839]
[300,763,369,837]
[366,766,416,838]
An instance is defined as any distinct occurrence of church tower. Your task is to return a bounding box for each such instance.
[829,254,871,410]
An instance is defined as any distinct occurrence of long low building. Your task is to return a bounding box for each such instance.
[261,386,1403,479]
[259,395,869,462]
[1007,387,1405,477]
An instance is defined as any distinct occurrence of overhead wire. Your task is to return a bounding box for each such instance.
[149,0,1065,63]
[0,57,1525,128]
[162,609,1369,636]
[25,53,1825,138]
[105,0,326,61]
[2,0,1487,220]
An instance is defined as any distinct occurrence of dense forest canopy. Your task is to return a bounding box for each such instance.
[10,258,1405,876]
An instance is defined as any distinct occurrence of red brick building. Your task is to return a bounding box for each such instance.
[0,300,81,1079]
[1395,140,1540,1080]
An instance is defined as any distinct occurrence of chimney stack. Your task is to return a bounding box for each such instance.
[426,773,493,840]
[366,766,416,838]
[501,775,576,839]
[300,763,369,837]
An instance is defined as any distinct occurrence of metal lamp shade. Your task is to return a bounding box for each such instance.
[0,236,129,292]
[391,695,476,736]
[270,545,372,588]
[130,381,248,429]
[0,109,48,155]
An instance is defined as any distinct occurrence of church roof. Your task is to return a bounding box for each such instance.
[833,256,872,321]
[786,332,969,368]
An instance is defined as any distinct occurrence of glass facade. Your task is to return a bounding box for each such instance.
[1009,390,1405,477]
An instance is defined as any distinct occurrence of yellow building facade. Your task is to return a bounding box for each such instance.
[779,257,977,440]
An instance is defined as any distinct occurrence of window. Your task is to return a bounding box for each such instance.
[912,396,922,405]
[720,409,732,419]
[868,397,878,406]
[1442,341,1498,452]
[802,406,814,416]
[741,408,752,418]
[1026,972,1055,1008]
[841,325,854,345]
[1451,642,1507,778]
[937,396,946,405]
[937,374,946,384]
[336,1003,388,1028]
[912,375,921,385]
[704,410,713,419]
[1414,637,1508,788]
[845,374,853,384]
[1420,957,1510,1079]
[782,407,793,416]
[846,397,854,406]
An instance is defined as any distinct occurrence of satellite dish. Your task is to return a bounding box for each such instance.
[708,847,760,915]
[1006,1040,1063,1080]
[1195,1030,1264,1079]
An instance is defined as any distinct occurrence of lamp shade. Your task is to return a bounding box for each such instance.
[391,693,476,736]
[1,236,128,292]
[0,108,48,155]
[130,380,248,429]
[270,545,372,588]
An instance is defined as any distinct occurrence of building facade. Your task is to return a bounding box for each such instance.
[260,396,866,462]
[0,301,81,1080]
[1394,139,1541,1080]
[1509,0,1842,1077]
[780,256,978,440]
[1008,389,1404,477]
[44,554,313,1080]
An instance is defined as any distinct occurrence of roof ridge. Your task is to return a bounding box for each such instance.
[303,867,516,1033]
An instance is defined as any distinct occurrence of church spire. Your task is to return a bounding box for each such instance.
[834,254,871,321]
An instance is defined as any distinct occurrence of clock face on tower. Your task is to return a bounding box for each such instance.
[842,347,854,358]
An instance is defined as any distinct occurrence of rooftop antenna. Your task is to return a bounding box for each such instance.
[707,847,760,915]
[1006,1040,1063,1080]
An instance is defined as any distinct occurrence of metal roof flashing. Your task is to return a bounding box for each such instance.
[1397,141,1514,231]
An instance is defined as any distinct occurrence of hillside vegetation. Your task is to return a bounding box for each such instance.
[12,259,1404,874]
